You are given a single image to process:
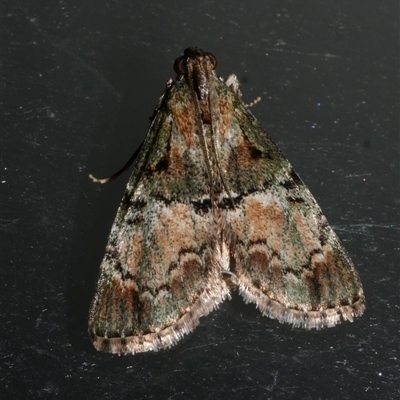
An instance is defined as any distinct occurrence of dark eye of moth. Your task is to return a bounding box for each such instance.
[205,52,218,69]
[173,56,186,75]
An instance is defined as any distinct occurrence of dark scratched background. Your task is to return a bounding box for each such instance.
[2,1,399,399]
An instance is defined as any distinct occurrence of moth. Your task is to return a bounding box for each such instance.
[88,47,365,355]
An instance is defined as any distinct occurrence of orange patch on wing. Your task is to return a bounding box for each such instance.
[181,253,202,282]
[171,90,196,148]
[168,269,185,299]
[235,133,265,169]
[269,254,283,290]
[125,232,144,277]
[108,277,138,330]
[147,203,199,284]
[138,291,155,329]
[292,209,322,253]
[168,140,185,172]
[249,245,270,272]
[216,89,234,143]
[244,193,285,252]
[321,244,351,297]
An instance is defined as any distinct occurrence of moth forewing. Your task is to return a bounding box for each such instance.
[88,47,365,355]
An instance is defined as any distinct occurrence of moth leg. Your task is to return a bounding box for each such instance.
[225,74,261,108]
[225,74,242,96]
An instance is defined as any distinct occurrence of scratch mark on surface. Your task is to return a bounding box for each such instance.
[265,48,346,60]
[344,173,372,178]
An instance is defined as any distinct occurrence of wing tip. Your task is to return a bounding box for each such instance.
[89,322,193,355]
[88,282,231,355]
[238,283,366,330]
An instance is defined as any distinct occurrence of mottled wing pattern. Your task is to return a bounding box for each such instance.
[213,77,365,329]
[88,79,230,355]
[90,47,365,356]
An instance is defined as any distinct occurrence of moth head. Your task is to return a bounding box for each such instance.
[174,47,218,75]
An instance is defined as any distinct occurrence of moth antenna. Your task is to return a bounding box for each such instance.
[245,96,261,108]
[89,142,144,184]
